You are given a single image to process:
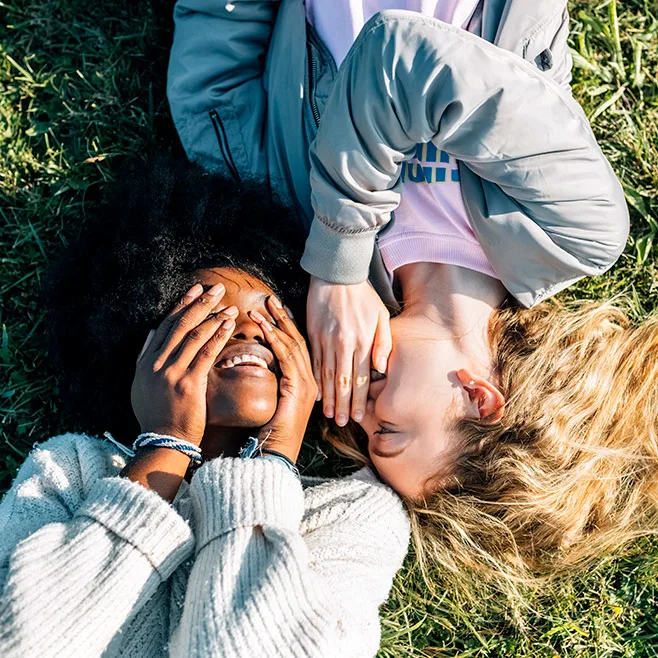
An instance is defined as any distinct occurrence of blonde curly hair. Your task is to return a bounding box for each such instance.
[325,299,658,601]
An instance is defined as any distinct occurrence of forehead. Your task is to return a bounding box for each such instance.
[195,267,274,295]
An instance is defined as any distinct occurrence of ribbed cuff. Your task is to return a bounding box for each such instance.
[190,457,305,551]
[74,477,194,579]
[301,216,379,284]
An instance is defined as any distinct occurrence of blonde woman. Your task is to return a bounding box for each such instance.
[305,13,639,594]
[327,298,658,594]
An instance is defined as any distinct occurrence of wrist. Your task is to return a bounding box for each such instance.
[121,447,192,503]
[257,430,302,464]
[139,426,202,447]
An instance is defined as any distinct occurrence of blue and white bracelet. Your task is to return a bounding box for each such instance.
[239,436,300,479]
[132,432,203,465]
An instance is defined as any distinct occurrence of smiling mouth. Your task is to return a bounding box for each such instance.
[216,353,269,370]
[214,341,277,374]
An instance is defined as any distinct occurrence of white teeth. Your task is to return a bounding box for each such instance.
[218,354,269,369]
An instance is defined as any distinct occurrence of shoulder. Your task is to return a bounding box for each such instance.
[301,467,410,545]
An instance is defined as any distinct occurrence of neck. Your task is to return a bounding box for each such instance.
[200,426,253,460]
[396,262,507,366]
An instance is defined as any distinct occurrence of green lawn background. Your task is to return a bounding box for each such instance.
[1,0,657,655]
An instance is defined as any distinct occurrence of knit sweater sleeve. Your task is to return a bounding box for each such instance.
[168,458,409,658]
[0,434,194,658]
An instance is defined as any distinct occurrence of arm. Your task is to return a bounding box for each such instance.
[0,283,240,657]
[168,459,409,658]
[0,434,193,658]
[301,11,629,305]
[167,0,280,178]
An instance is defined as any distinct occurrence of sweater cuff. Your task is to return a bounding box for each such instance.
[190,457,305,551]
[75,477,194,579]
[301,216,378,284]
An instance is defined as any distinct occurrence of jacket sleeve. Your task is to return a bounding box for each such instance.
[301,11,629,306]
[168,459,409,658]
[167,0,280,179]
[546,6,574,91]
[0,435,194,658]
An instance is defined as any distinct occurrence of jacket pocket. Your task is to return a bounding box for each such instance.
[208,104,249,183]
[522,7,568,74]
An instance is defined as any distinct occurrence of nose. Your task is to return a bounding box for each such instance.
[231,313,267,345]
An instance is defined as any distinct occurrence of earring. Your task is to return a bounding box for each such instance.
[469,380,475,386]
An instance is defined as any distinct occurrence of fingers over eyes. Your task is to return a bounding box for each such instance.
[334,350,353,426]
[351,351,370,423]
[372,310,393,374]
[153,284,228,367]
[172,310,237,371]
[190,317,237,374]
[322,354,336,419]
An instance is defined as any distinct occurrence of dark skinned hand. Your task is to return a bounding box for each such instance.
[131,283,238,446]
[250,297,318,464]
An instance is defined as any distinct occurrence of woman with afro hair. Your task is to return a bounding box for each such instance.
[0,157,409,658]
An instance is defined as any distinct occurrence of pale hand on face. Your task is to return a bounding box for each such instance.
[306,277,392,428]
[358,314,505,501]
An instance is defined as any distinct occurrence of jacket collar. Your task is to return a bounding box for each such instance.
[483,0,566,53]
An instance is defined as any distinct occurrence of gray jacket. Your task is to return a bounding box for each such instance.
[168,0,629,308]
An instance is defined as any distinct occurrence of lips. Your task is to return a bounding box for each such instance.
[214,342,275,372]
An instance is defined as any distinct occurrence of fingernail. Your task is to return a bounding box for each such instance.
[376,357,387,373]
[270,296,283,309]
[325,406,334,418]
[186,284,203,298]
[250,310,266,323]
[223,306,239,317]
[336,414,347,426]
[283,305,294,319]
[208,283,225,296]
[316,389,322,402]
[353,411,363,422]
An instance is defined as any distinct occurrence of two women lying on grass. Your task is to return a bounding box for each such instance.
[169,0,637,586]
[0,160,409,658]
[0,0,650,656]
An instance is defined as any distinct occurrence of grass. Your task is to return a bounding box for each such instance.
[0,0,657,655]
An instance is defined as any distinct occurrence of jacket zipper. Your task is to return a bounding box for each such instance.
[306,42,321,128]
[209,109,241,183]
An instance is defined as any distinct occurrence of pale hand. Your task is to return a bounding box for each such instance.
[306,276,391,427]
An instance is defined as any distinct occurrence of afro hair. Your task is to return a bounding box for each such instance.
[44,156,308,441]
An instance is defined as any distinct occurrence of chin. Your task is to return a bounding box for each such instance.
[207,395,277,428]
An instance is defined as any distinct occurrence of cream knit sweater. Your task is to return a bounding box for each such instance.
[0,433,409,658]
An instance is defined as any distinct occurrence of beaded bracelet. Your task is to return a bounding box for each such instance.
[133,432,203,465]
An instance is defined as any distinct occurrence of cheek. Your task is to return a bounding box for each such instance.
[369,454,425,500]
[206,376,279,427]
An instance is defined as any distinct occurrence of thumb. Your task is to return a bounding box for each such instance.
[372,311,392,374]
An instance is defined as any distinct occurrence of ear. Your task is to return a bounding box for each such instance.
[456,368,505,424]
